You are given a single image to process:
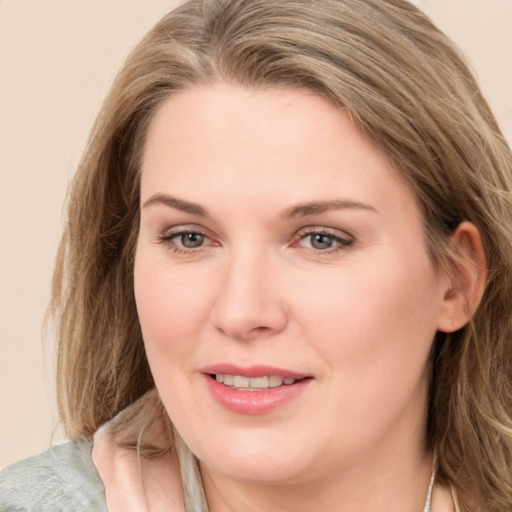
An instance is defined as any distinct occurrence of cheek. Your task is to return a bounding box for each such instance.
[134,255,212,364]
[287,253,441,451]
[294,250,441,374]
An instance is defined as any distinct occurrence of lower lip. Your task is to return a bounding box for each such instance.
[203,375,312,415]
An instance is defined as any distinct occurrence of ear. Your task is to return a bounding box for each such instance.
[437,221,488,333]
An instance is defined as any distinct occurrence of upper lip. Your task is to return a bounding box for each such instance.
[201,364,311,379]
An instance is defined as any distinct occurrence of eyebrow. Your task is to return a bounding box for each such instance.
[281,199,378,219]
[142,193,377,219]
[142,193,209,217]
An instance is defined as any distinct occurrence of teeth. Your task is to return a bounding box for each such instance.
[269,375,283,387]
[214,374,299,390]
[233,376,250,388]
[223,375,235,386]
[249,376,269,389]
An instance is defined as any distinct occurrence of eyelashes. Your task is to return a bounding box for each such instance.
[157,228,216,254]
[295,228,353,252]
[156,226,353,255]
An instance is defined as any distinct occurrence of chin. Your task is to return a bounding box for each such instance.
[204,455,310,486]
[191,427,317,485]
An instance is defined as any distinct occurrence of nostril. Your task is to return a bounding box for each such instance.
[251,326,272,334]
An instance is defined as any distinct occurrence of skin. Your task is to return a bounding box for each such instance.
[133,83,471,511]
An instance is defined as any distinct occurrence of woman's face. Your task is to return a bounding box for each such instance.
[135,84,448,485]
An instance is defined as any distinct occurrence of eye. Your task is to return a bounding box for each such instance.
[309,233,336,250]
[177,232,206,248]
[158,227,216,253]
[297,229,353,252]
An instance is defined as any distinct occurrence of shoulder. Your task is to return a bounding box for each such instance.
[0,438,107,512]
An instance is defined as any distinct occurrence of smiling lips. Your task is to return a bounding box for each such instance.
[202,365,312,414]
[214,374,300,390]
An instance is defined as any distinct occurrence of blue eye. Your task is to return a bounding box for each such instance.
[309,233,335,250]
[158,228,213,253]
[177,232,205,248]
[298,230,352,252]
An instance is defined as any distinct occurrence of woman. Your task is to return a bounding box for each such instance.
[1,0,511,510]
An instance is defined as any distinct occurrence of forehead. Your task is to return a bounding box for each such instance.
[140,83,416,219]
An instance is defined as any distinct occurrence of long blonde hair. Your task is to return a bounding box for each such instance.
[51,0,512,509]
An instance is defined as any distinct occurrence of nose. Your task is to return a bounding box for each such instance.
[210,250,288,341]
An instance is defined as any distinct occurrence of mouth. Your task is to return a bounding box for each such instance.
[201,365,313,414]
[210,373,308,391]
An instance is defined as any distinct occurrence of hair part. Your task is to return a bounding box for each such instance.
[50,1,512,510]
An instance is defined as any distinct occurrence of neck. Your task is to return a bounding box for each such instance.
[201,443,434,512]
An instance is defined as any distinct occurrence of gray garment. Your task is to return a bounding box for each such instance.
[0,438,107,511]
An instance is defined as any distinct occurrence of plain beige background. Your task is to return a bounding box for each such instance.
[1,0,511,469]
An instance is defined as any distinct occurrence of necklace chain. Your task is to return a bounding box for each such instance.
[423,449,438,512]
